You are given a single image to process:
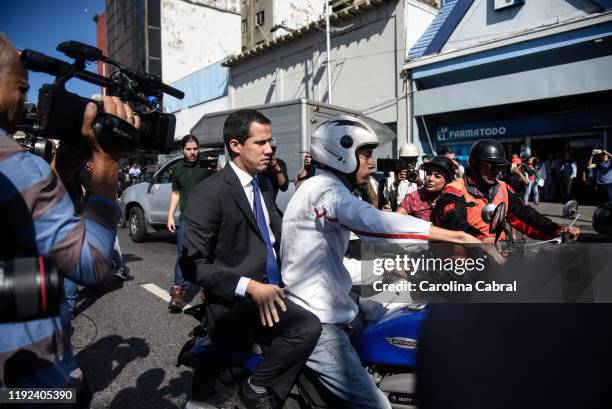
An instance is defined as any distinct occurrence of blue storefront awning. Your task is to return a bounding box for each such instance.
[436,109,612,142]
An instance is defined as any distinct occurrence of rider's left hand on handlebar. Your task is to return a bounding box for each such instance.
[558,225,580,240]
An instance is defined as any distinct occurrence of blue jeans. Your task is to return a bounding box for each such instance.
[64,278,79,313]
[524,180,539,203]
[174,220,190,289]
[305,323,391,409]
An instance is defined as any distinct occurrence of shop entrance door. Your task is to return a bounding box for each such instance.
[531,134,603,204]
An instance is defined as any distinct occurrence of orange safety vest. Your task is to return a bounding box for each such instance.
[444,177,509,240]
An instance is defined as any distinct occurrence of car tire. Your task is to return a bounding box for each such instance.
[128,207,148,243]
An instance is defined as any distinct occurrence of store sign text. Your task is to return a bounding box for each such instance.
[437,126,507,141]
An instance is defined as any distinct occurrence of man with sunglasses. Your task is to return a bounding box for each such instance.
[433,139,579,242]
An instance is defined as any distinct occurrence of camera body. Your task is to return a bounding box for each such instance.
[377,158,419,182]
[35,84,175,152]
[377,158,404,173]
[18,41,184,153]
[200,156,218,170]
[407,170,419,183]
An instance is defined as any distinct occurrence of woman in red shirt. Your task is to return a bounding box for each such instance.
[397,155,455,221]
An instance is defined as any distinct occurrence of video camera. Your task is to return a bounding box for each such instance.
[0,256,62,323]
[16,41,184,156]
[377,158,418,182]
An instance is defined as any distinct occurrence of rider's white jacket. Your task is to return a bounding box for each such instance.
[280,169,431,324]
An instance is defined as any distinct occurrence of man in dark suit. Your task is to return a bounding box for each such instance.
[180,109,321,409]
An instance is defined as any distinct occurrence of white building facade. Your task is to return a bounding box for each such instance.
[226,0,438,157]
[161,0,242,140]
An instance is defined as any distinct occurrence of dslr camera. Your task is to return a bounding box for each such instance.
[16,41,184,157]
[377,158,418,182]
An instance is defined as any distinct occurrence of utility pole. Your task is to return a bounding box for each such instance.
[325,0,332,104]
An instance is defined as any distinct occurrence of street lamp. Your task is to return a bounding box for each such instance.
[325,0,332,104]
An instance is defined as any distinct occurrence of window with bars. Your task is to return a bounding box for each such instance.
[256,10,264,26]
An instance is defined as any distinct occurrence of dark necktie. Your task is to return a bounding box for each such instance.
[250,178,281,286]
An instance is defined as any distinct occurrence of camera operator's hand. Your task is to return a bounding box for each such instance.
[54,97,140,183]
[84,97,140,200]
[82,97,140,161]
[304,153,312,169]
[395,169,407,186]
[269,154,278,169]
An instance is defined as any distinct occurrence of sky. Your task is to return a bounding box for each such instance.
[0,0,106,102]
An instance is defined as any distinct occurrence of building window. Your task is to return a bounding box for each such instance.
[242,19,247,33]
[256,10,265,26]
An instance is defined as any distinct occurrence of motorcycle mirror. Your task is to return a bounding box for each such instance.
[562,200,579,218]
[489,202,507,236]
[481,203,497,224]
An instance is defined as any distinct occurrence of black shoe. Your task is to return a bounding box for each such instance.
[113,267,134,281]
[235,380,276,409]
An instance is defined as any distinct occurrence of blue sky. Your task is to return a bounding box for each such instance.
[0,0,105,101]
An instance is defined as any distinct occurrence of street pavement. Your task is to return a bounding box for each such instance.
[71,202,609,408]
[72,228,197,409]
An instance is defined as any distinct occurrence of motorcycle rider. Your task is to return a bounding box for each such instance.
[433,139,580,241]
[280,115,483,409]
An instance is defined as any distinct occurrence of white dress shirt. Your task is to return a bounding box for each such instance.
[281,169,431,324]
[384,170,425,205]
[229,160,277,296]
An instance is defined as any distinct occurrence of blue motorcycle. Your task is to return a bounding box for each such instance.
[179,302,427,409]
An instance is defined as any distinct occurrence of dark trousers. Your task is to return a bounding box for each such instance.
[599,183,612,202]
[561,177,574,202]
[211,298,321,400]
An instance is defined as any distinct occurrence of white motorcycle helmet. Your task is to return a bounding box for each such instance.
[310,115,395,174]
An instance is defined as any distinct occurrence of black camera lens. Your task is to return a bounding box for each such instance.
[408,170,419,183]
[0,257,62,323]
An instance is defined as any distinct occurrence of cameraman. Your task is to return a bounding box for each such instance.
[382,143,424,211]
[295,152,314,190]
[260,138,288,200]
[0,34,138,402]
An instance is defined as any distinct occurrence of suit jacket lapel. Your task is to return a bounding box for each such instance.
[223,165,262,238]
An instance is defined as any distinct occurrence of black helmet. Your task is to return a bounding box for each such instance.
[423,155,455,182]
[593,202,612,236]
[468,139,509,165]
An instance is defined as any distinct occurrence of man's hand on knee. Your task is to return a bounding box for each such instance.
[246,281,287,327]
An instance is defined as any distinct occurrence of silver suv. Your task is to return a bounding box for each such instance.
[119,150,222,242]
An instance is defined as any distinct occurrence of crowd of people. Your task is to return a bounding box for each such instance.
[502,150,612,205]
